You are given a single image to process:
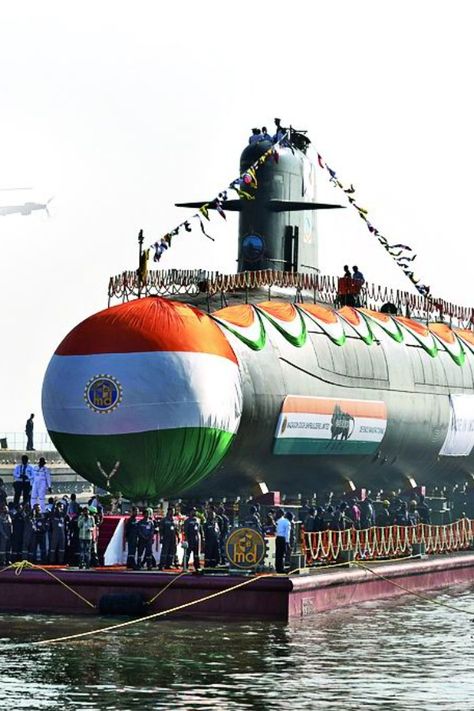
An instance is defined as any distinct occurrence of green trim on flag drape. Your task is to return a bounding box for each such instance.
[50,427,235,501]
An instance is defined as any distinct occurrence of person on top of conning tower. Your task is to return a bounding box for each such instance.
[248,128,262,144]
[273,118,287,143]
[261,126,272,141]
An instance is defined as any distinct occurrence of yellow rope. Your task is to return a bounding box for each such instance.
[0,560,96,609]
[146,571,189,606]
[31,573,276,646]
[353,560,474,616]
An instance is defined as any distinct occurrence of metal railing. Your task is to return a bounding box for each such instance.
[0,431,55,452]
[107,268,474,326]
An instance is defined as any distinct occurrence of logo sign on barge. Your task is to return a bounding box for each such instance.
[225,527,266,569]
[274,396,387,455]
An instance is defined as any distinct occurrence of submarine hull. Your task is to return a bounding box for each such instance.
[198,300,474,496]
[42,297,474,500]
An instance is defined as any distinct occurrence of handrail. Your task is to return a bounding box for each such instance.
[107,268,474,326]
[302,518,474,563]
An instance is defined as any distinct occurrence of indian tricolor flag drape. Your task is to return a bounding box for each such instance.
[274,396,387,455]
[42,298,242,500]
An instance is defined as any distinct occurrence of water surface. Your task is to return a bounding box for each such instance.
[0,584,473,710]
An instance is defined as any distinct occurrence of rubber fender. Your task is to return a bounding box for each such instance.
[98,592,146,616]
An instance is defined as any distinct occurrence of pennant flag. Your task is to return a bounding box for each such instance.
[231,186,255,200]
[198,217,214,241]
[344,184,355,194]
[388,243,413,251]
[215,202,227,220]
[354,205,368,215]
[184,221,192,232]
[199,204,210,220]
[317,153,325,169]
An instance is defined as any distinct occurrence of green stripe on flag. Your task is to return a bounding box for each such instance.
[49,427,235,501]
[273,438,380,455]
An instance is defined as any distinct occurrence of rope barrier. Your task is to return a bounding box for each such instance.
[353,561,474,617]
[0,560,96,609]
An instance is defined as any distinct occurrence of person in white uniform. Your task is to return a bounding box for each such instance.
[31,457,52,512]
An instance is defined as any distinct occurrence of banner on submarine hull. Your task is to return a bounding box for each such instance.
[439,394,474,457]
[273,396,387,455]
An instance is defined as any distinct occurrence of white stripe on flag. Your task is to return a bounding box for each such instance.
[43,351,242,435]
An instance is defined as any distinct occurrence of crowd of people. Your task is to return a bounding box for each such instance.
[124,504,231,572]
[0,478,104,569]
[298,494,431,534]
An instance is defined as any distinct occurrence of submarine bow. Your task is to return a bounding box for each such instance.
[42,298,242,500]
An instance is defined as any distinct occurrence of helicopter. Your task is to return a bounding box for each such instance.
[0,188,52,217]
[0,198,53,217]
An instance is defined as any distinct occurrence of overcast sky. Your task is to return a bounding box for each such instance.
[1,0,473,436]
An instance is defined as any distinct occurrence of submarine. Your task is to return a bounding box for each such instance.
[42,125,474,501]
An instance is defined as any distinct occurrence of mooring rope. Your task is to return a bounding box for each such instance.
[29,573,276,646]
[146,570,190,606]
[353,560,474,616]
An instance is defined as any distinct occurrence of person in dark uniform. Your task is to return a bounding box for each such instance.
[125,505,140,569]
[32,503,47,563]
[11,504,25,562]
[12,455,34,507]
[159,507,179,570]
[183,508,202,571]
[49,502,67,564]
[22,506,36,561]
[66,511,80,567]
[203,510,221,568]
[245,505,263,535]
[217,505,230,564]
[376,500,392,527]
[417,495,431,524]
[137,508,156,570]
[303,507,316,533]
[313,506,326,532]
[25,414,35,451]
[0,504,12,565]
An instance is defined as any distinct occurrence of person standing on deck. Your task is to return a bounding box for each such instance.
[0,504,12,565]
[275,509,290,573]
[183,508,202,571]
[137,508,155,570]
[77,507,96,569]
[159,507,179,570]
[31,458,52,512]
[12,455,34,508]
[125,505,140,569]
[25,414,35,451]
[203,510,220,568]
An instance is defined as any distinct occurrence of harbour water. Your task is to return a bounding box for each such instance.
[0,584,473,711]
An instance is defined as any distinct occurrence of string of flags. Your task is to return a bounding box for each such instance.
[314,151,429,296]
[149,136,285,265]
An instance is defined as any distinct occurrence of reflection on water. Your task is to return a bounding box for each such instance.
[0,584,473,710]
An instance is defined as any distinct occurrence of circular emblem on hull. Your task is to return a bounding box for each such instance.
[84,374,122,414]
[225,527,266,569]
